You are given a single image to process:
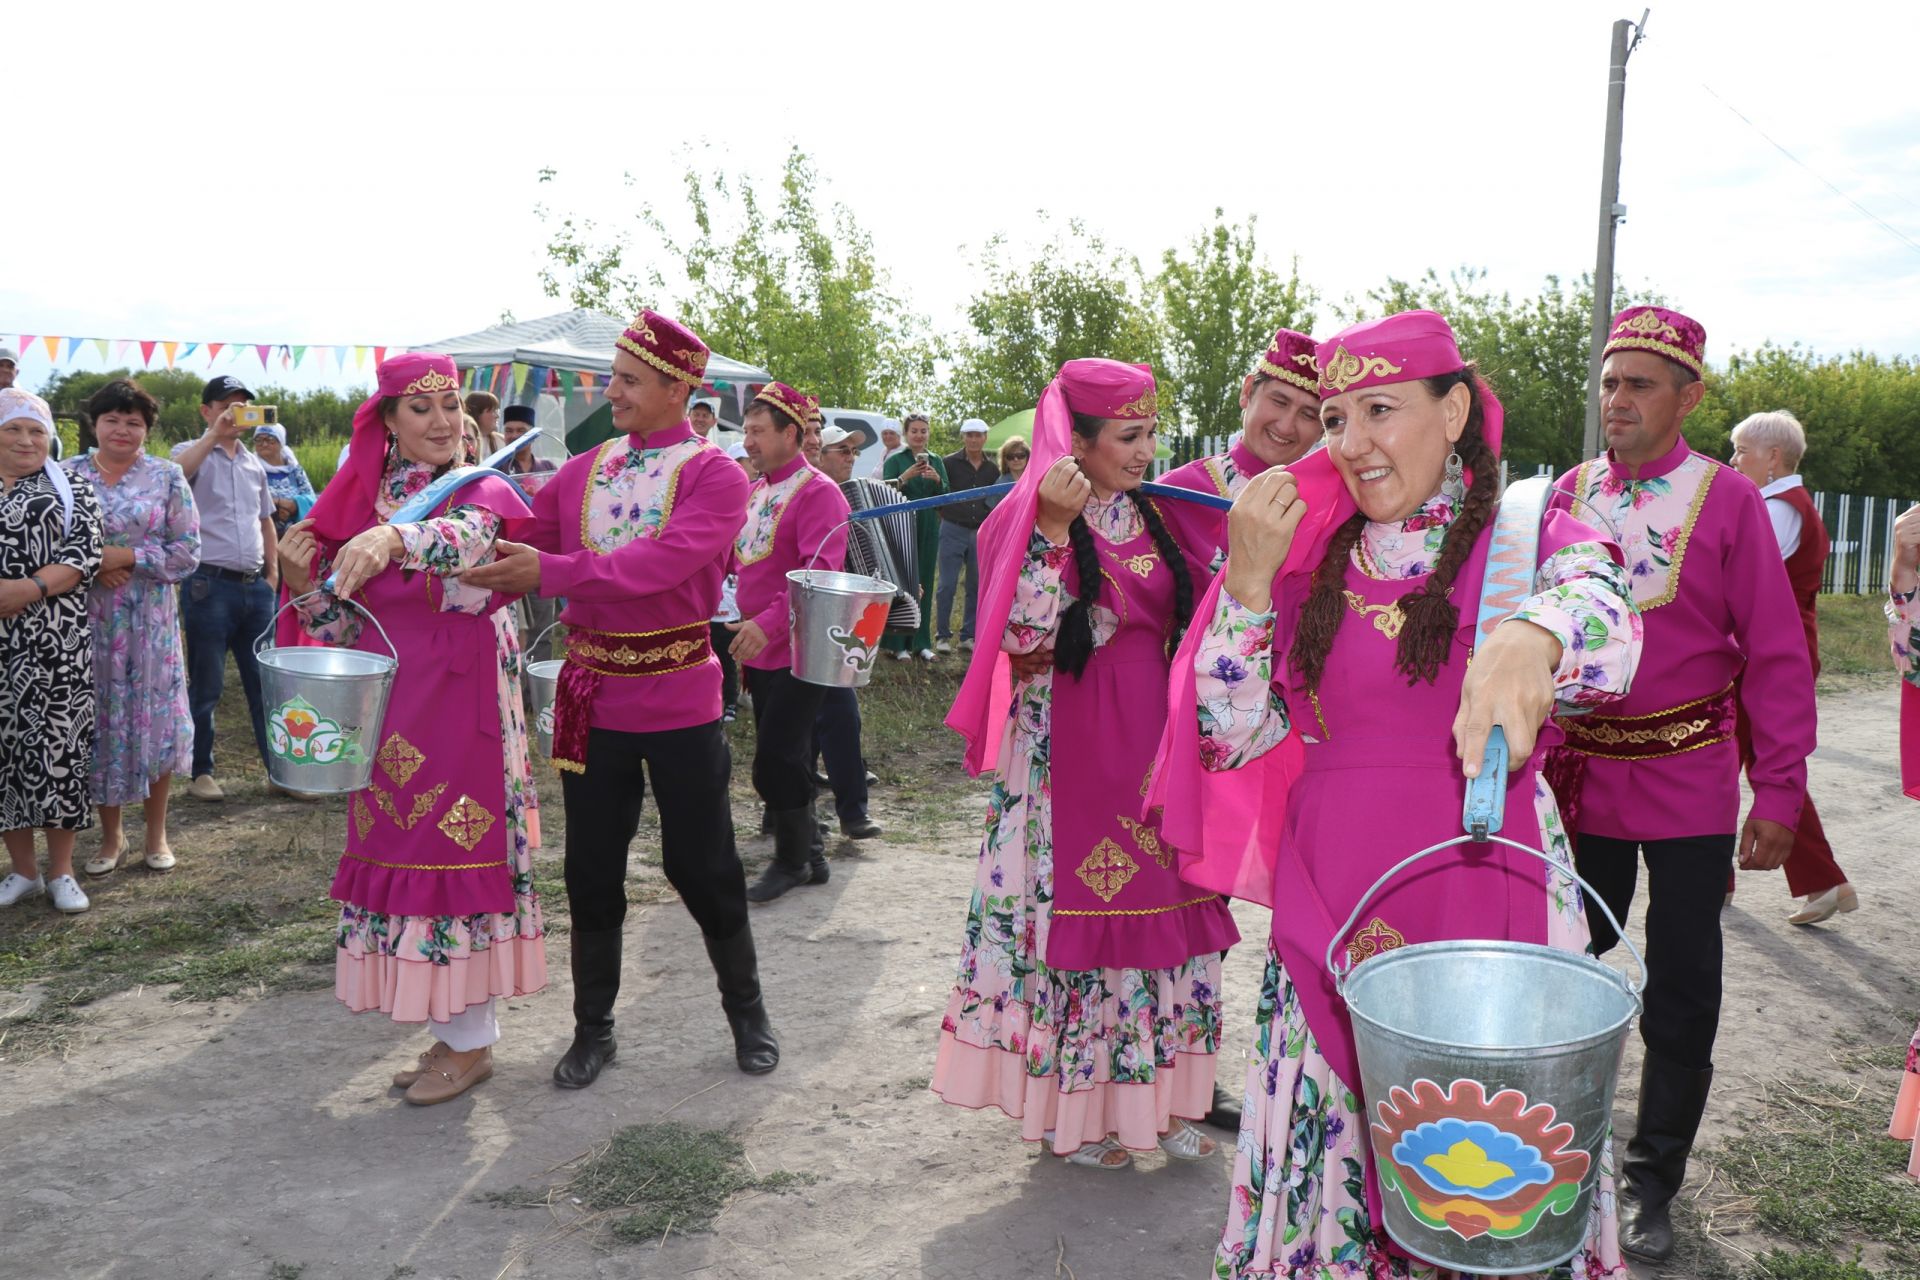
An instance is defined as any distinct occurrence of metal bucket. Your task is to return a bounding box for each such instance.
[253,593,398,795]
[528,660,564,756]
[786,568,896,688]
[1327,837,1645,1275]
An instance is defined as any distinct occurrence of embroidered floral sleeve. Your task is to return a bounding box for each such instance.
[396,505,503,616]
[135,464,200,582]
[293,552,361,646]
[1003,530,1071,654]
[1889,589,1920,686]
[1193,589,1292,770]
[1507,540,1642,712]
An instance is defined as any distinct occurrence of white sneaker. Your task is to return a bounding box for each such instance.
[935,639,952,654]
[0,873,46,907]
[961,638,976,652]
[46,875,90,914]
[919,648,937,661]
[894,650,913,662]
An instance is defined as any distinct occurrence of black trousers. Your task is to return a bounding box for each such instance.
[743,665,826,810]
[812,687,868,822]
[1575,832,1735,1072]
[560,722,747,941]
[710,621,738,713]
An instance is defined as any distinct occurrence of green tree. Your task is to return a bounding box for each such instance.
[539,148,940,412]
[1153,210,1317,438]
[939,218,1163,430]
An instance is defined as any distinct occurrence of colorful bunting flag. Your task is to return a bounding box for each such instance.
[206,342,224,364]
[160,340,179,368]
[41,335,60,360]
[511,363,529,395]
[139,340,157,366]
[91,339,109,361]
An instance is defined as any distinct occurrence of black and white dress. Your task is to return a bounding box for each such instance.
[0,468,103,831]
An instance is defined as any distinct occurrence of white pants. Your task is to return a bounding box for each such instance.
[435,998,499,1051]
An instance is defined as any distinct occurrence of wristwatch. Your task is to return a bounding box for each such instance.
[29,573,48,599]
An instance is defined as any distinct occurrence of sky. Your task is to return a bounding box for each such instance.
[6,0,1918,401]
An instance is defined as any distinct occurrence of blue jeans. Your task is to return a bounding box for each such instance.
[812,688,868,823]
[181,570,275,778]
[935,521,980,642]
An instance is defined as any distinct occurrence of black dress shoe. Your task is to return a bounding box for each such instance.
[840,816,884,840]
[748,805,825,903]
[1204,1083,1242,1131]
[811,769,832,788]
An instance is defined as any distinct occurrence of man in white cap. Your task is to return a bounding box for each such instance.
[689,397,721,439]
[934,418,998,652]
[0,347,18,390]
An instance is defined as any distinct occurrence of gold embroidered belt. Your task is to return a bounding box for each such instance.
[1544,683,1736,850]
[553,622,712,772]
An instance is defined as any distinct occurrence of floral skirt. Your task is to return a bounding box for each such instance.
[1891,1022,1920,1181]
[1213,947,1625,1279]
[931,883,1222,1156]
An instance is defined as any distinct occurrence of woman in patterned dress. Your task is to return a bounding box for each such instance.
[1167,312,1643,1278]
[66,379,200,876]
[934,358,1238,1169]
[0,389,104,915]
[1887,502,1920,1179]
[278,354,545,1105]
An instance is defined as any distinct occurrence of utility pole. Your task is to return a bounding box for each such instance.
[1583,11,1649,460]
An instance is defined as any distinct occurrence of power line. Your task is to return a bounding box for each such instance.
[1701,82,1920,260]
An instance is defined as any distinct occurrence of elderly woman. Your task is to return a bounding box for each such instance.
[1166,311,1642,1277]
[0,389,105,913]
[252,423,315,536]
[65,381,200,876]
[1725,410,1855,924]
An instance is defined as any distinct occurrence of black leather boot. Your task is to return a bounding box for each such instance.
[1618,1050,1715,1262]
[1204,1083,1243,1132]
[805,797,831,885]
[747,806,820,903]
[552,927,622,1089]
[703,927,779,1074]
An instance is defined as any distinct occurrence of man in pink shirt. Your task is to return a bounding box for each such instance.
[729,382,850,902]
[1548,306,1815,1263]
[463,309,775,1089]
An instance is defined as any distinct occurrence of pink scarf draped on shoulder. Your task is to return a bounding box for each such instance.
[1905,681,1920,801]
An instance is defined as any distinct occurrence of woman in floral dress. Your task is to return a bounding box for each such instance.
[935,358,1238,1169]
[1887,502,1920,1179]
[278,353,545,1106]
[1163,312,1642,1278]
[66,379,200,876]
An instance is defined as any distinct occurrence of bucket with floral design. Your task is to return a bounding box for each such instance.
[253,592,398,795]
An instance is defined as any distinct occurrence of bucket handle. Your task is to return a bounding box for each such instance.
[527,620,562,660]
[1323,832,1647,1006]
[254,590,400,667]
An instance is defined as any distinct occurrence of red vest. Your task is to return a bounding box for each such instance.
[1775,483,1829,675]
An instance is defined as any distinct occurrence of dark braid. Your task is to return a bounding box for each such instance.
[1288,368,1500,691]
[1054,513,1102,679]
[1129,489,1195,657]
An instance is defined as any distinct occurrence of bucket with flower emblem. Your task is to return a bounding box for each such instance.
[1325,734,1646,1274]
[253,592,399,794]
[522,623,564,756]
[786,568,896,688]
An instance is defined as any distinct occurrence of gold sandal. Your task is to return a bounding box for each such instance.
[403,1047,493,1106]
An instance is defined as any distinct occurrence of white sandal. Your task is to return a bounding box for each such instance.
[145,846,177,872]
[1158,1118,1218,1162]
[84,834,128,878]
[1050,1134,1132,1170]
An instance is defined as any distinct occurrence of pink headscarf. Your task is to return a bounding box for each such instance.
[1147,309,1506,903]
[307,353,465,542]
[945,358,1158,775]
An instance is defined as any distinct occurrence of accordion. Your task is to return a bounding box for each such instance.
[840,477,922,635]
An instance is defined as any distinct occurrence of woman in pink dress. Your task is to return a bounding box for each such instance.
[935,359,1239,1169]
[1162,311,1643,1277]
[1887,502,1920,1178]
[277,353,546,1106]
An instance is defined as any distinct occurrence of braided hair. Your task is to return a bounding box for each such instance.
[1052,413,1197,680]
[1287,369,1499,692]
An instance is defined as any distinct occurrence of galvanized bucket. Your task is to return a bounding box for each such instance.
[1326,836,1646,1275]
[786,568,895,688]
[526,623,564,757]
[253,593,398,795]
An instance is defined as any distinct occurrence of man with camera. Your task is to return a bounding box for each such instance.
[170,375,285,802]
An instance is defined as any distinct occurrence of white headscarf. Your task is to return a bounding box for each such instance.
[0,388,73,531]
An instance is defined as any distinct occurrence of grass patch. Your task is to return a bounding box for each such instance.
[1818,592,1902,680]
[486,1122,811,1244]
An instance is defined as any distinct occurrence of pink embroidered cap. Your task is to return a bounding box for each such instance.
[614,308,710,387]
[1256,328,1320,393]
[1315,309,1505,453]
[751,381,819,434]
[1602,305,1706,378]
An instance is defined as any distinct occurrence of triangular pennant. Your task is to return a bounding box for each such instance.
[18,335,36,356]
[179,342,199,364]
[161,340,180,368]
[42,335,61,360]
[511,362,529,395]
[353,345,368,368]
[279,345,292,371]
[139,340,158,366]
[114,339,132,360]
[206,342,225,364]
[92,338,109,361]
[292,345,308,367]
[373,346,387,366]
[559,369,576,399]
[256,344,272,369]
[314,346,332,370]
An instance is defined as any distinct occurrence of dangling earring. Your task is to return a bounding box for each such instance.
[1441,450,1466,505]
